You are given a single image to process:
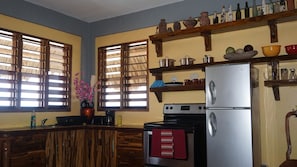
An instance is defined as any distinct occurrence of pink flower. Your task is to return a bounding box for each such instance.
[73,73,99,104]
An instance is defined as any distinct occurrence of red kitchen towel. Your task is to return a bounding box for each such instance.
[173,129,187,159]
[151,129,187,159]
[152,129,174,158]
[151,129,162,157]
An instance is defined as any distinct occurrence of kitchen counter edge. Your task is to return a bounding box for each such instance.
[0,124,144,136]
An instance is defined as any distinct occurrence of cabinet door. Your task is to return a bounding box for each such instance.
[45,129,86,167]
[10,150,45,167]
[9,133,46,167]
[83,129,117,167]
[116,129,143,167]
[85,129,104,167]
[117,147,143,167]
[117,130,143,148]
[102,130,116,167]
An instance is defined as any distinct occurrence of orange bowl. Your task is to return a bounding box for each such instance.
[262,45,281,57]
[285,44,297,55]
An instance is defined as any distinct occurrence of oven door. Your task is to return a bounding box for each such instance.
[144,128,195,167]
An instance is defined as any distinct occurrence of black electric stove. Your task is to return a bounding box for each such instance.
[144,103,207,167]
[144,103,206,131]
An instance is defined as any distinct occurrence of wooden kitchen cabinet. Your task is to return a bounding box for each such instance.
[0,138,4,165]
[0,126,143,167]
[116,128,144,167]
[0,131,47,167]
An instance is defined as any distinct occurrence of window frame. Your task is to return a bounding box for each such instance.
[97,39,149,111]
[0,28,72,112]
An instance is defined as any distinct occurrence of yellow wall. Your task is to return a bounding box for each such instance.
[0,14,82,127]
[96,20,297,166]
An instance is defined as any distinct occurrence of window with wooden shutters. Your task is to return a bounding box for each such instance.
[98,40,148,111]
[0,29,72,112]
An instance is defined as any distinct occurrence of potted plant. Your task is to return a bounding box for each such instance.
[73,73,99,124]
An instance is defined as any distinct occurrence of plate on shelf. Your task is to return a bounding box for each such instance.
[224,50,258,61]
[165,82,183,86]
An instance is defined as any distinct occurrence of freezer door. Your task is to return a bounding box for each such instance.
[205,63,251,108]
[206,109,253,167]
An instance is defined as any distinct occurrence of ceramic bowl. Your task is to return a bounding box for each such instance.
[262,45,281,57]
[285,44,297,55]
[183,17,198,29]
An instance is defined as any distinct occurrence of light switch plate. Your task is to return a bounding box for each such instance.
[171,76,177,82]
[190,73,199,80]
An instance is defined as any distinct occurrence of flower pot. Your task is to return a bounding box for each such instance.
[80,100,94,124]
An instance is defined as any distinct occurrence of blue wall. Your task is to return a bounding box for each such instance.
[0,0,257,80]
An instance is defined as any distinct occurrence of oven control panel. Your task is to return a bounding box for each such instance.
[163,103,206,114]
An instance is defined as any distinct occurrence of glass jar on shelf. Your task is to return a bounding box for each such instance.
[289,68,297,80]
[280,68,288,80]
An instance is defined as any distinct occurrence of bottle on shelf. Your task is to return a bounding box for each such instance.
[268,0,274,14]
[236,3,242,20]
[227,5,233,22]
[221,5,226,23]
[245,1,250,18]
[30,110,36,128]
[213,11,219,24]
[274,2,280,13]
[253,0,258,17]
[289,68,297,80]
[262,0,267,15]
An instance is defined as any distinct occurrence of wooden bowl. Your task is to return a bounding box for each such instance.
[183,17,197,29]
[262,45,281,57]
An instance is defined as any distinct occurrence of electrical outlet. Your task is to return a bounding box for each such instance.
[190,73,199,80]
[171,76,177,82]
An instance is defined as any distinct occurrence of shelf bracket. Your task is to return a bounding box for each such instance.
[268,60,280,100]
[154,40,163,57]
[268,20,278,43]
[202,31,212,51]
[272,86,280,100]
[153,92,162,103]
[151,72,163,102]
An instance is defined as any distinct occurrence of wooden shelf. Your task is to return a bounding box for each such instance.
[264,79,297,100]
[150,84,205,102]
[149,9,297,102]
[150,55,297,102]
[150,9,297,57]
[150,55,297,75]
[265,79,297,87]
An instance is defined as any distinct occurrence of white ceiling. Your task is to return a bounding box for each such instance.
[25,0,183,23]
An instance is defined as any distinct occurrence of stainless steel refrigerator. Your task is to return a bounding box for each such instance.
[205,63,261,167]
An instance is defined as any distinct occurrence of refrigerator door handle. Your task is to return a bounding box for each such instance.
[209,80,216,105]
[208,112,217,137]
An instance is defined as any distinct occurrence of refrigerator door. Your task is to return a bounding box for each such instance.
[205,63,251,108]
[206,109,253,167]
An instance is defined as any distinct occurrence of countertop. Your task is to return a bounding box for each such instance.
[0,124,144,136]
